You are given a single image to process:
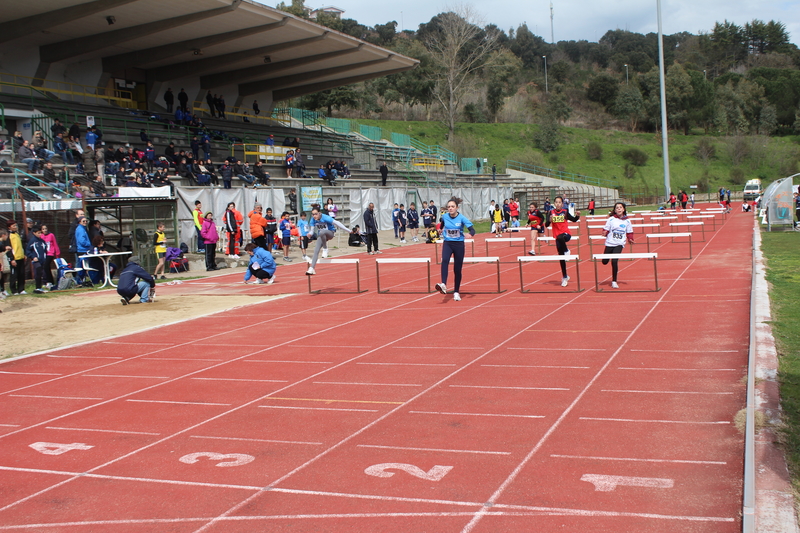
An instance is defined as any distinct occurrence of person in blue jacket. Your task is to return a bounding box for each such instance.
[305,207,350,276]
[74,217,92,282]
[117,256,155,304]
[435,196,475,302]
[25,224,48,294]
[243,243,277,284]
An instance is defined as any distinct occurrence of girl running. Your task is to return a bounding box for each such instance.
[435,196,476,302]
[601,202,634,289]
[526,202,544,255]
[305,207,351,275]
[544,195,580,287]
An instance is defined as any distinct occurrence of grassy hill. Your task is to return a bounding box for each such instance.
[360,119,800,195]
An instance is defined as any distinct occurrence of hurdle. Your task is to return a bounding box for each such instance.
[646,232,692,260]
[587,235,636,260]
[376,257,433,294]
[592,252,659,292]
[587,224,606,234]
[535,235,580,254]
[308,258,367,294]
[461,257,505,293]
[485,237,527,261]
[518,255,582,293]
[632,222,661,234]
[686,214,717,230]
[434,239,475,264]
[669,221,705,241]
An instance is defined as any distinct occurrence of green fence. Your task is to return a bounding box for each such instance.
[506,160,616,188]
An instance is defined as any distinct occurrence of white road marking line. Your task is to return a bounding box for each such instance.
[142,358,224,362]
[10,395,103,401]
[482,364,590,369]
[313,381,422,387]
[410,411,544,419]
[450,385,569,391]
[191,378,288,383]
[551,454,726,465]
[0,424,21,428]
[126,400,230,406]
[580,417,731,425]
[83,374,168,379]
[391,346,485,350]
[243,360,332,364]
[629,349,739,353]
[0,371,62,376]
[356,362,457,366]
[357,444,511,455]
[617,367,738,371]
[190,435,322,445]
[507,347,602,351]
[101,341,174,345]
[45,426,160,436]
[581,473,673,492]
[258,406,378,413]
[602,389,734,395]
[46,355,123,359]
[291,345,370,349]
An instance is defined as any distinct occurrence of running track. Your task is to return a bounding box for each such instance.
[0,206,750,532]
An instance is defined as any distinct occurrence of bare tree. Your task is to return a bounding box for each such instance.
[424,5,500,139]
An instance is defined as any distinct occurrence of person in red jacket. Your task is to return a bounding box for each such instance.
[248,203,268,251]
[223,202,244,258]
[587,198,595,215]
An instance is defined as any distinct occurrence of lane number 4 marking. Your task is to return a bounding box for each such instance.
[581,474,674,492]
[29,442,94,456]
[179,452,255,467]
[365,463,453,481]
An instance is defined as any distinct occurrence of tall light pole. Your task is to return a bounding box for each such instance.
[624,64,629,85]
[543,56,548,93]
[656,0,670,201]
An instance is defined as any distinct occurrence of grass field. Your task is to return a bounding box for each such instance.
[760,231,800,495]
[359,118,800,197]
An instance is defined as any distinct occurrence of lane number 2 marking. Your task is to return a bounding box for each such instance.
[179,452,255,467]
[365,463,453,481]
[29,442,94,455]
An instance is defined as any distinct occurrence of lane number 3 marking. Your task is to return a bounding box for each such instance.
[179,452,255,467]
[365,463,453,481]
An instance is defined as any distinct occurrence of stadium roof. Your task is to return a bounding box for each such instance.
[0,0,418,104]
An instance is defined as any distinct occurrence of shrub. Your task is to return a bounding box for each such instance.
[621,147,648,166]
[730,167,747,185]
[586,141,603,160]
[695,138,716,164]
[623,163,638,179]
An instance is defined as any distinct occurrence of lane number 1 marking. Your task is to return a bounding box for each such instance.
[179,452,255,467]
[29,442,94,455]
[365,463,453,481]
[581,474,674,492]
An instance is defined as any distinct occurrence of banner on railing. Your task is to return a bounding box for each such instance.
[300,186,323,211]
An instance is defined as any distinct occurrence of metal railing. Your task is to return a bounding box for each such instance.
[507,160,616,188]
[0,73,135,108]
[13,168,74,200]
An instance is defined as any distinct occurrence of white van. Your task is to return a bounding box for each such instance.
[743,179,762,201]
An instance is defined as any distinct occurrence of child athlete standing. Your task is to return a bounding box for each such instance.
[545,195,580,287]
[435,197,476,302]
[526,202,544,255]
[601,202,634,289]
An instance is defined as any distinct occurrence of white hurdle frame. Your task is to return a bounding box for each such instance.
[518,255,582,293]
[592,252,659,292]
[646,232,693,260]
[485,237,527,261]
[669,221,705,241]
[308,258,366,294]
[461,257,505,293]
[376,257,433,294]
[434,239,475,264]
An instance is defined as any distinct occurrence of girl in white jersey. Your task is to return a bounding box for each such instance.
[601,202,634,289]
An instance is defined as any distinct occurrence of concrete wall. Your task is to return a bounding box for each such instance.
[506,169,620,201]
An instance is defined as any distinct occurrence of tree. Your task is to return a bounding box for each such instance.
[299,86,359,116]
[613,85,645,131]
[485,48,522,119]
[423,5,501,138]
[374,39,435,118]
[534,113,561,152]
[586,73,620,109]
[544,93,572,123]
[275,0,308,18]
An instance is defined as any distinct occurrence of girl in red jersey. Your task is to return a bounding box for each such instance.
[526,202,544,256]
[545,195,580,287]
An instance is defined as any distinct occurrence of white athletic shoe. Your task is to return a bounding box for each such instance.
[306,267,316,276]
[528,250,536,256]
[322,248,329,258]
[267,275,276,285]
[374,250,383,254]
[561,276,570,287]
[400,239,406,243]
[453,292,461,301]
[611,281,619,289]
[563,249,571,256]
[435,282,447,294]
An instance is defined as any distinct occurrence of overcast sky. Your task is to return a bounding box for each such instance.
[314,0,800,46]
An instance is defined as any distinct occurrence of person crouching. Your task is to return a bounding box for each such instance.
[243,242,277,284]
[117,255,156,305]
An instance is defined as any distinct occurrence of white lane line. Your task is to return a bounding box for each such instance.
[391,346,485,350]
[46,355,123,359]
[450,385,569,391]
[482,364,590,369]
[410,411,544,419]
[357,444,511,455]
[508,347,602,351]
[243,360,332,364]
[101,341,175,345]
[0,371,62,376]
[191,378,288,383]
[313,381,422,387]
[291,345,371,349]
[258,406,378,413]
[10,395,103,401]
[629,349,739,353]
[45,426,160,436]
[550,454,726,465]
[142,358,224,362]
[618,367,738,372]
[190,435,322,445]
[83,374,168,379]
[0,424,21,428]
[580,417,731,425]
[602,389,734,395]
[356,362,457,367]
[126,400,230,406]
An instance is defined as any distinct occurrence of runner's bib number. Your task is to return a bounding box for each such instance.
[612,231,624,240]
[446,229,461,238]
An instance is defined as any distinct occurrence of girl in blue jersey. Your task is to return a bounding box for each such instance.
[435,197,476,302]
[601,202,634,289]
[305,207,350,275]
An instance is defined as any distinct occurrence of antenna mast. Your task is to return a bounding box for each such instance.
[550,2,555,43]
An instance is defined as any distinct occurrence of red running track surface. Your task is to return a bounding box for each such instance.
[0,206,749,532]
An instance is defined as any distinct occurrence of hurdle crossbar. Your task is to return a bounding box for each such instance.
[592,252,659,292]
[461,257,505,293]
[645,232,692,259]
[517,255,582,293]
[485,237,527,261]
[307,258,366,294]
[434,239,475,264]
[669,221,705,241]
[376,257,433,294]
